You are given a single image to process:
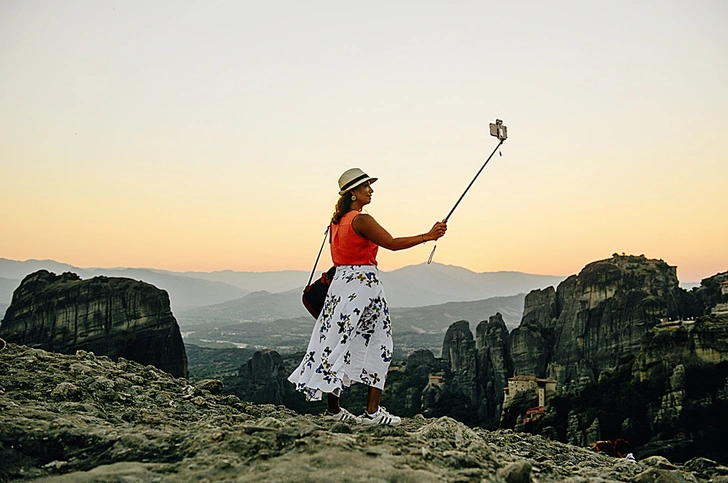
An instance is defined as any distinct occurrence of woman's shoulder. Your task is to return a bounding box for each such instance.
[342,210,369,221]
[350,211,376,223]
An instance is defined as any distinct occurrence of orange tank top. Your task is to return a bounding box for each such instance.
[331,211,379,266]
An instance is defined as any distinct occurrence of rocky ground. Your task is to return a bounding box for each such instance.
[1,342,727,483]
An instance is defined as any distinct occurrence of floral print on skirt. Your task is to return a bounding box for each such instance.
[288,265,392,401]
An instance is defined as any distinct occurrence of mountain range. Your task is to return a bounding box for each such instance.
[0,258,244,313]
[0,258,565,314]
[177,291,527,357]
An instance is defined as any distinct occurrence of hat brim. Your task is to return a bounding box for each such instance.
[339,177,377,196]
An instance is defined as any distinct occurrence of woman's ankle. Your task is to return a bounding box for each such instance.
[366,386,382,414]
[327,393,341,414]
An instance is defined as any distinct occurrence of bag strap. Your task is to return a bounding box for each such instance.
[306,225,330,287]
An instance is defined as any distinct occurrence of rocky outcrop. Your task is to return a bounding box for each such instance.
[515,254,684,387]
[633,317,728,382]
[3,342,724,483]
[509,288,556,381]
[226,348,293,405]
[502,255,728,462]
[690,271,728,315]
[632,315,728,459]
[418,256,728,463]
[442,320,479,407]
[0,270,187,378]
[406,348,437,377]
[520,286,558,328]
[510,321,551,381]
[421,314,515,426]
[475,313,513,424]
[403,349,437,413]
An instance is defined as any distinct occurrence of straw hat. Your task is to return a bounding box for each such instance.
[338,168,378,195]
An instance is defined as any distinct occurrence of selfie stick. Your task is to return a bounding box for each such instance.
[427,119,508,264]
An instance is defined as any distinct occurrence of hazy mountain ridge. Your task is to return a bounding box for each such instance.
[178,289,305,323]
[177,292,526,357]
[392,295,525,332]
[168,269,309,293]
[2,259,546,355]
[1,258,563,312]
[174,288,526,330]
[0,259,245,312]
[381,263,565,307]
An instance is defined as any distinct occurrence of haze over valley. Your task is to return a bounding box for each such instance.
[0,258,564,355]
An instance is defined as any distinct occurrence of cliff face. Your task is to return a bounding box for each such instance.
[441,320,479,408]
[691,271,728,315]
[633,317,728,381]
[509,287,557,382]
[632,316,728,458]
[475,313,512,424]
[516,254,683,387]
[425,256,728,463]
[520,285,558,329]
[0,270,187,378]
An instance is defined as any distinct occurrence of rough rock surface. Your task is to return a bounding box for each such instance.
[634,317,728,381]
[0,270,187,378]
[405,349,444,415]
[517,254,683,386]
[631,315,728,459]
[691,271,728,315]
[442,320,479,408]
[475,313,513,425]
[520,286,558,329]
[510,289,554,378]
[406,256,727,463]
[3,343,725,483]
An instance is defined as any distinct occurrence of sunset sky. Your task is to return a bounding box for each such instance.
[1,1,726,283]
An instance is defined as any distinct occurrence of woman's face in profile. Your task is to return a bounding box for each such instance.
[353,182,374,206]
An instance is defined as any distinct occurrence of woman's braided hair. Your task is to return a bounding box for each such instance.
[331,193,353,225]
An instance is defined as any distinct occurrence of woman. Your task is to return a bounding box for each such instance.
[288,168,447,425]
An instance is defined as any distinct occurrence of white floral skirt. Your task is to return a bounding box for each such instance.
[288,265,393,401]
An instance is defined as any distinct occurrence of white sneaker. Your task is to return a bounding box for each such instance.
[324,408,362,424]
[361,406,401,426]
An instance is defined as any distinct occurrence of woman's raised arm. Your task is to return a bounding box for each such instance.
[352,214,447,251]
